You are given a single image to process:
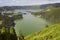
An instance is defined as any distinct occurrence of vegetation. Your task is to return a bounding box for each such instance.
[25,24,60,40]
[42,7,60,23]
[0,5,60,40]
[0,26,17,40]
[0,11,24,40]
[18,31,24,40]
[31,7,60,23]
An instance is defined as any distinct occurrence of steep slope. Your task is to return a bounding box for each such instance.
[32,7,60,23]
[43,7,60,23]
[25,24,60,40]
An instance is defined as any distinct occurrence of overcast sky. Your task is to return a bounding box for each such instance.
[0,0,60,6]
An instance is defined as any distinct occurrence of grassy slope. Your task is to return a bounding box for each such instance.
[32,7,60,23]
[25,24,60,40]
[42,7,60,23]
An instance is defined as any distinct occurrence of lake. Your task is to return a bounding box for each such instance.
[14,10,52,36]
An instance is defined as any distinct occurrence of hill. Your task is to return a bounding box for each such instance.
[40,3,60,9]
[25,24,60,40]
[0,3,60,11]
[43,7,60,23]
[32,7,60,23]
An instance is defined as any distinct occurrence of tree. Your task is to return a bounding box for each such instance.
[1,27,7,40]
[0,29,2,40]
[10,26,17,40]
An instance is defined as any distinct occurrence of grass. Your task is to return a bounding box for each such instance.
[25,23,60,40]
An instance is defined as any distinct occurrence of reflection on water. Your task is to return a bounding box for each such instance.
[14,12,52,36]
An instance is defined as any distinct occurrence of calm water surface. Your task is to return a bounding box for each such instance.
[14,12,52,36]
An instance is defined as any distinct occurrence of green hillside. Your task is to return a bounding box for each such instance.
[25,24,60,40]
[44,7,60,23]
[31,7,60,23]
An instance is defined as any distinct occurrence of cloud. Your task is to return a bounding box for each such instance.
[0,0,60,6]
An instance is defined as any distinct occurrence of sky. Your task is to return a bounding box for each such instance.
[0,0,60,6]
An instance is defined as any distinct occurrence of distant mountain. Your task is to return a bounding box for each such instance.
[0,3,60,11]
[0,6,40,11]
[40,3,60,9]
